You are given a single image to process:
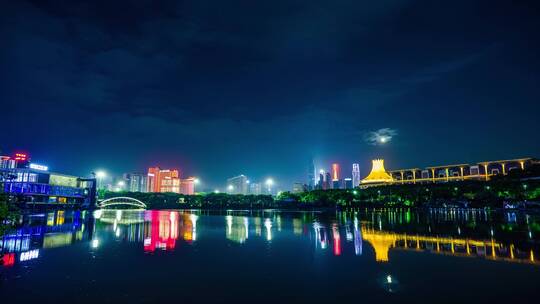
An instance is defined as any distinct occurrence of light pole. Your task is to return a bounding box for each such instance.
[265,178,274,195]
[116,180,125,192]
[95,171,107,190]
[194,178,200,193]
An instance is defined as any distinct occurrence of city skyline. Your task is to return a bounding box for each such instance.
[2,1,539,189]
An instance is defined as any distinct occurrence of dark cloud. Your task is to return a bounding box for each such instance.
[1,0,540,189]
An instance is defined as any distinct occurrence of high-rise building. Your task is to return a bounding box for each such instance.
[317,170,325,189]
[308,158,315,190]
[249,182,261,195]
[124,173,147,192]
[180,177,195,195]
[344,178,353,189]
[147,167,181,193]
[352,163,360,188]
[227,175,248,195]
[325,172,332,190]
[332,163,340,181]
[0,155,16,169]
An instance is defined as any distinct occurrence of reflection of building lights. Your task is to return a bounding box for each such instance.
[190,214,198,241]
[91,239,100,248]
[144,211,179,252]
[226,215,233,236]
[386,275,392,284]
[332,225,341,256]
[354,223,363,256]
[115,229,121,237]
[2,253,15,267]
[264,218,272,241]
[244,217,249,240]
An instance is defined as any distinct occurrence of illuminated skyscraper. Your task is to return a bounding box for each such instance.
[125,173,147,192]
[308,158,315,190]
[317,170,325,189]
[325,172,331,190]
[180,177,195,195]
[352,163,360,187]
[147,167,181,193]
[332,163,340,181]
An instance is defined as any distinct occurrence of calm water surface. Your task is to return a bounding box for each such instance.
[1,208,539,303]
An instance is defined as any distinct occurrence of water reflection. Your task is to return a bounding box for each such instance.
[1,208,539,268]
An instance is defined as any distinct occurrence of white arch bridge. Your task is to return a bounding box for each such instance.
[97,197,147,209]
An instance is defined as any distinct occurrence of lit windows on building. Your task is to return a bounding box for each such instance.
[147,167,181,193]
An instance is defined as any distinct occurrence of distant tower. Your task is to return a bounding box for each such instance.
[352,163,360,187]
[331,163,340,181]
[318,170,325,189]
[325,172,332,190]
[308,158,315,190]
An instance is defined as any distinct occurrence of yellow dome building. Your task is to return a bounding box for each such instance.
[361,159,394,184]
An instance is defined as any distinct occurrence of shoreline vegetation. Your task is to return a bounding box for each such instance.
[101,176,540,210]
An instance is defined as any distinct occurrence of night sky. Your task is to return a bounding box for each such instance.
[1,0,539,190]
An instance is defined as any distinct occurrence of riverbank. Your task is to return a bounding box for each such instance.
[97,177,540,210]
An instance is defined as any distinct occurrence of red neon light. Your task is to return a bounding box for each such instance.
[14,153,28,161]
[144,211,179,252]
[2,253,15,267]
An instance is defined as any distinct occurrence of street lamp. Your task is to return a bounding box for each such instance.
[228,185,234,193]
[193,178,200,193]
[265,178,274,194]
[95,171,107,190]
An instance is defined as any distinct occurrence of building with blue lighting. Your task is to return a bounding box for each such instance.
[0,153,96,207]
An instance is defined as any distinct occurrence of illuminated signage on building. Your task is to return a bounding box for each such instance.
[19,249,40,262]
[14,153,28,161]
[29,163,49,171]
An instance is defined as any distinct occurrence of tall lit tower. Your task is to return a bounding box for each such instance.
[331,163,340,181]
[308,158,315,190]
[352,163,360,187]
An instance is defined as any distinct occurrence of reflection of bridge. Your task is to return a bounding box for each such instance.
[361,226,536,265]
[97,197,147,209]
